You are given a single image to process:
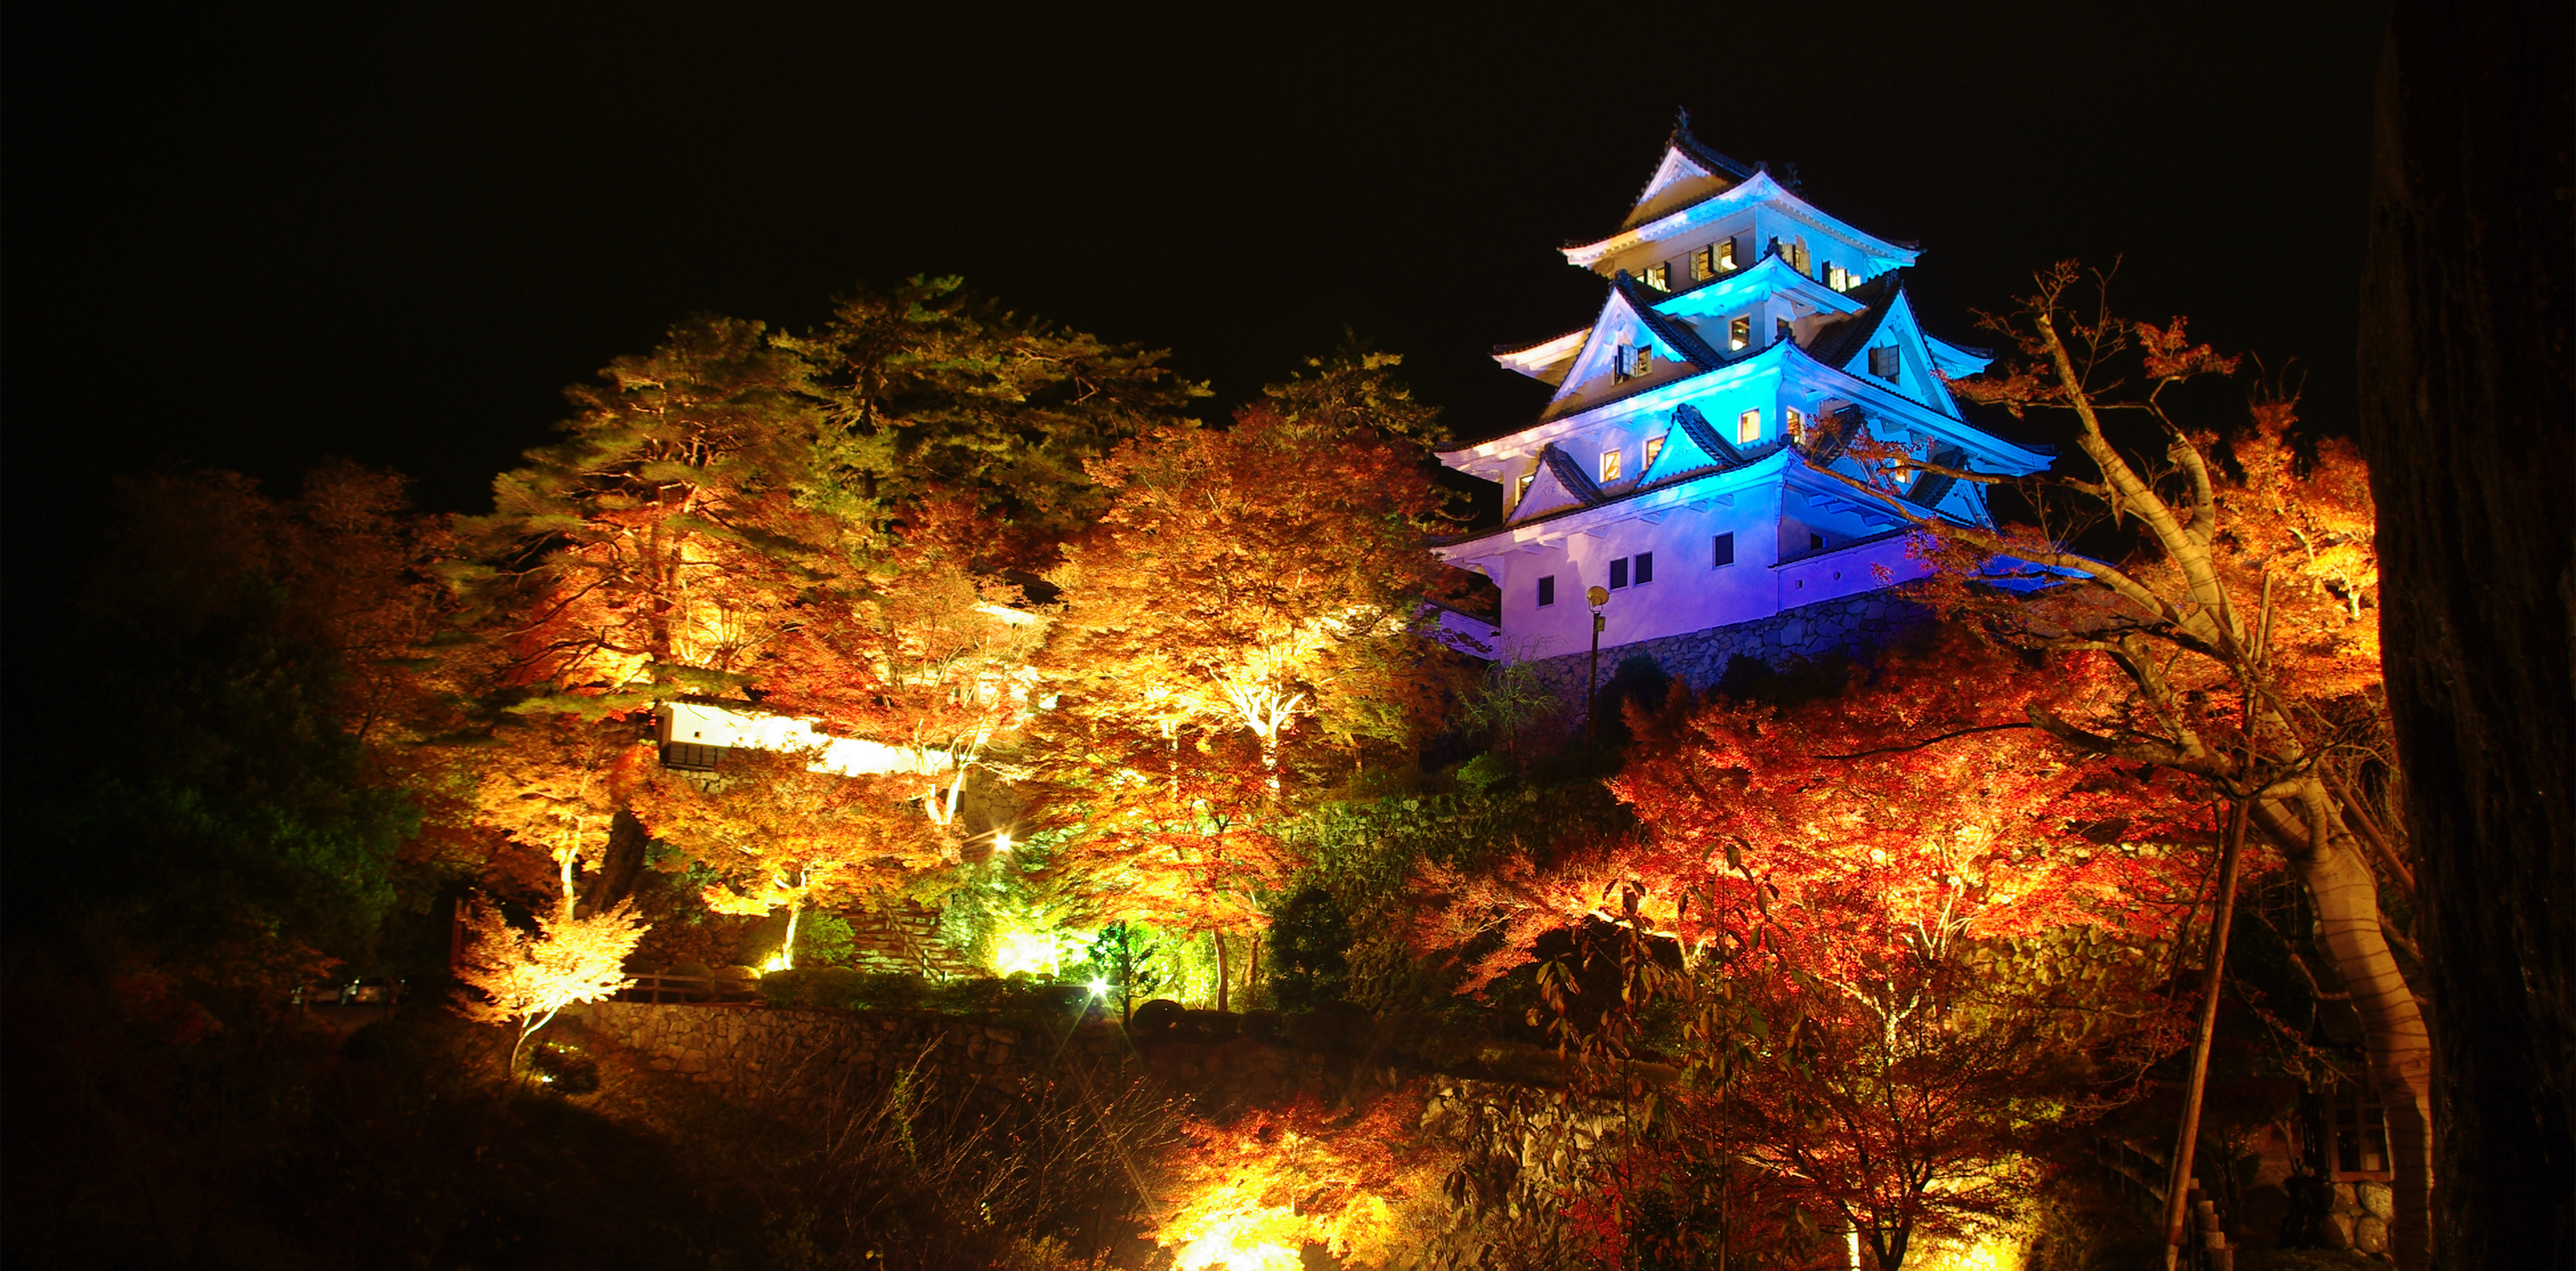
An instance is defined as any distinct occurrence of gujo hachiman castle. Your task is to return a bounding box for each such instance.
[1432,118,2049,690]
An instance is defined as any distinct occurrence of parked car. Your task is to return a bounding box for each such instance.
[293,982,342,1007]
[342,977,404,1005]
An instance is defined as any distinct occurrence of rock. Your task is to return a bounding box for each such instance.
[2332,1182,2359,1214]
[2321,1211,2354,1250]
[2353,1216,2389,1253]
[1179,1009,1239,1038]
[1130,999,1185,1033]
[2359,1181,2394,1219]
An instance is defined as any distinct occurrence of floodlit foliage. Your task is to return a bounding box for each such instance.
[1027,708,1296,1010]
[630,746,951,969]
[1415,636,2207,1267]
[1834,263,2427,1261]
[453,313,825,702]
[782,273,1208,562]
[1048,398,1454,778]
[752,495,1051,826]
[452,895,648,1072]
[1149,1097,1450,1271]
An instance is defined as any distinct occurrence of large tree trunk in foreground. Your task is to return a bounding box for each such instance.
[2358,3,2576,1266]
[2252,790,2433,1263]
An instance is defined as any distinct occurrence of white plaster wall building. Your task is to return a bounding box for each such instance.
[1433,118,2050,682]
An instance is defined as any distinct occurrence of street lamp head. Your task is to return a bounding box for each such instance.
[1587,585,1610,608]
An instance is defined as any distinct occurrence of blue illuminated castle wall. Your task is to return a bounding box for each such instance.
[1431,120,2048,687]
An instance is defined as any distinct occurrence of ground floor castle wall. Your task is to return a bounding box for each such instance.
[1519,589,1933,717]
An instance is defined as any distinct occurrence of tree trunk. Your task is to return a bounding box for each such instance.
[579,809,651,918]
[2359,4,2576,1266]
[2252,787,2435,1265]
[1212,929,1228,1013]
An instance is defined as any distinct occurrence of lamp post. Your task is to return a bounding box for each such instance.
[1586,585,1609,741]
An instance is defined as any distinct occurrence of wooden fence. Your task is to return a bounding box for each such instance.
[614,973,759,1004]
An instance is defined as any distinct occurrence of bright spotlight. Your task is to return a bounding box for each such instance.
[991,829,1015,853]
[1087,978,1110,997]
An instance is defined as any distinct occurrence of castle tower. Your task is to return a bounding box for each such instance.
[1432,117,2048,684]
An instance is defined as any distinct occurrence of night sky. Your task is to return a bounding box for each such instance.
[4,2,2385,570]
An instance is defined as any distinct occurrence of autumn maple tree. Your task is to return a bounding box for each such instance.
[452,894,649,1074]
[629,745,951,970]
[1027,706,1294,1011]
[1046,395,1453,788]
[1826,264,2429,1263]
[1416,634,2208,1267]
[750,495,1050,829]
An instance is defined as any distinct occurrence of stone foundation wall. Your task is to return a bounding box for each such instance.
[1521,590,1933,716]
[2321,1179,2396,1256]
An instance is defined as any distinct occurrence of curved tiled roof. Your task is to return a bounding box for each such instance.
[1669,123,1755,182]
[1612,272,1729,368]
[1641,402,1749,486]
[1801,271,1905,370]
[1536,441,1605,505]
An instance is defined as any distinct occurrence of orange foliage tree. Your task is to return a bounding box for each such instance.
[1148,1095,1452,1271]
[1046,402,1453,787]
[628,746,951,969]
[451,314,826,704]
[1026,708,1295,1010]
[751,496,1049,828]
[462,709,660,909]
[451,894,648,1073]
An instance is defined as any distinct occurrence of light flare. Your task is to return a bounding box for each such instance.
[990,927,1063,977]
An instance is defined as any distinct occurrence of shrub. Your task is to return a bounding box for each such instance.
[525,1039,601,1094]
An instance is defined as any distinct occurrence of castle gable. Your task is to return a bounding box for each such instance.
[1803,278,1962,420]
[1621,125,1752,230]
[1540,276,1724,421]
[1507,442,1603,523]
[1636,402,1747,487]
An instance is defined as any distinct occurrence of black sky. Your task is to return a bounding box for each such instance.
[4,2,2385,561]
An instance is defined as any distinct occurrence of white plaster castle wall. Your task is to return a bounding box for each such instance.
[657,700,951,777]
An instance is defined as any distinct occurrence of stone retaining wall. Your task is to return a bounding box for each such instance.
[1521,591,1932,718]
[568,1001,1434,1117]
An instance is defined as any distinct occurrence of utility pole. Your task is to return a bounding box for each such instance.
[1586,586,1609,741]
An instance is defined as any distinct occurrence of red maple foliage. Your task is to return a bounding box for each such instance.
[1416,634,2212,1266]
[1827,265,2427,1258]
[1419,635,2211,996]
